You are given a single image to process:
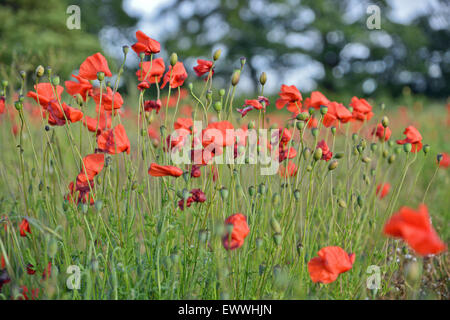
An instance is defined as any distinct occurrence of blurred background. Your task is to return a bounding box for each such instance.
[0,0,449,102]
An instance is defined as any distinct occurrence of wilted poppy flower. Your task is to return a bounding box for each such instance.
[27,83,64,108]
[161,62,188,89]
[136,58,165,83]
[396,126,423,152]
[65,74,93,100]
[26,264,36,275]
[202,120,235,148]
[131,30,161,55]
[308,246,355,284]
[144,99,162,114]
[317,140,333,161]
[137,81,150,90]
[304,91,330,110]
[78,52,112,80]
[82,113,112,134]
[373,123,391,141]
[383,204,447,256]
[191,165,201,178]
[279,161,298,177]
[275,85,302,114]
[178,189,206,210]
[92,87,124,112]
[322,102,352,127]
[376,183,391,199]
[222,213,250,250]
[0,96,5,114]
[97,124,131,155]
[19,218,31,237]
[349,97,374,122]
[148,163,183,177]
[237,96,269,117]
[193,59,214,79]
[438,152,449,168]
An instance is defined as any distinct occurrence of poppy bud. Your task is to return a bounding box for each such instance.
[306,165,313,172]
[220,187,229,200]
[14,101,23,111]
[248,185,255,196]
[303,147,311,160]
[352,133,358,142]
[311,128,319,137]
[334,152,344,159]
[1,80,8,88]
[296,112,309,121]
[331,126,336,135]
[388,154,396,164]
[35,65,45,78]
[95,200,103,211]
[381,116,389,128]
[308,107,315,116]
[338,199,347,208]
[213,101,222,112]
[437,153,443,163]
[423,144,430,155]
[362,156,371,164]
[273,233,282,246]
[62,200,69,212]
[356,145,363,154]
[231,70,241,86]
[122,45,129,55]
[206,90,212,102]
[218,89,225,97]
[240,57,246,68]
[20,70,26,80]
[296,121,305,131]
[272,193,280,205]
[48,238,58,258]
[293,189,301,201]
[139,52,145,61]
[170,53,178,66]
[255,238,263,249]
[320,105,328,115]
[46,66,52,77]
[38,181,44,191]
[51,76,60,86]
[313,148,322,161]
[357,195,364,207]
[370,143,378,152]
[159,125,166,136]
[213,49,221,61]
[259,72,267,85]
[382,150,388,158]
[403,143,412,153]
[270,217,281,234]
[81,203,88,214]
[328,160,338,171]
[387,140,394,148]
[258,183,266,195]
[394,146,402,154]
[235,184,244,198]
[248,121,255,130]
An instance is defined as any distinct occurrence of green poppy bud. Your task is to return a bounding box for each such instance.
[334,152,344,159]
[220,187,229,200]
[311,128,319,137]
[35,65,45,78]
[170,52,178,66]
[388,154,396,164]
[352,133,358,142]
[357,195,364,207]
[306,165,313,172]
[248,121,255,130]
[320,105,328,115]
[51,76,60,86]
[313,148,323,161]
[423,144,430,155]
[231,70,241,86]
[248,185,255,196]
[122,45,129,55]
[1,80,8,88]
[296,121,305,130]
[219,88,225,96]
[403,143,412,153]
[96,72,105,82]
[259,72,267,85]
[297,112,309,121]
[272,193,280,205]
[213,49,221,61]
[213,101,222,112]
[338,199,347,208]
[370,143,378,152]
[258,183,267,195]
[308,107,315,116]
[437,153,443,163]
[331,126,336,135]
[381,116,389,128]
[328,160,338,171]
[20,70,26,80]
[139,52,145,61]
[240,57,246,68]
[270,217,282,234]
[395,146,402,154]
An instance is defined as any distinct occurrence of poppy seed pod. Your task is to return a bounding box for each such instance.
[51,76,60,86]
[382,150,389,158]
[388,154,396,164]
[328,160,338,171]
[259,72,267,85]
[311,128,319,137]
[97,72,105,82]
[296,121,305,130]
[423,144,430,155]
[170,53,178,66]
[331,126,336,135]
[381,116,389,128]
[437,153,443,163]
[313,148,323,161]
[206,90,212,102]
[320,105,328,115]
[14,101,23,111]
[273,233,282,246]
[213,49,221,61]
[258,183,267,195]
[270,217,282,234]
[219,89,225,97]
[220,187,229,200]
[293,189,301,201]
[20,70,26,80]
[308,107,315,116]
[338,199,347,208]
[352,133,358,142]
[248,121,255,130]
[394,146,402,154]
[35,65,45,78]
[231,70,241,86]
[248,186,256,196]
[370,143,378,152]
[334,152,344,159]
[303,147,311,160]
[296,112,309,121]
[306,165,313,171]
[403,143,412,153]
[122,45,129,55]
[213,101,222,112]
[139,52,145,61]
[362,156,371,164]
[1,80,8,88]
[240,57,246,68]
[387,140,394,148]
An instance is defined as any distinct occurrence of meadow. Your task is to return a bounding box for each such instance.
[0,31,448,300]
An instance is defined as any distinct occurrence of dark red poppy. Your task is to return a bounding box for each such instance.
[78,52,112,80]
[137,81,150,91]
[308,246,355,284]
[148,163,183,177]
[131,30,161,55]
[97,124,131,155]
[383,204,446,256]
[136,58,165,83]
[396,126,423,152]
[144,99,162,114]
[376,183,391,199]
[178,189,206,210]
[191,165,201,178]
[304,91,330,110]
[275,85,302,114]
[222,214,250,250]
[26,264,36,275]
[317,140,333,161]
[65,74,93,100]
[193,59,214,79]
[349,97,374,122]
[373,123,391,141]
[19,218,31,237]
[161,62,188,89]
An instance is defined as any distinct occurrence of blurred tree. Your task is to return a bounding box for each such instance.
[157,0,450,98]
[0,0,137,80]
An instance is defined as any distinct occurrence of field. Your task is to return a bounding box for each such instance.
[0,37,448,300]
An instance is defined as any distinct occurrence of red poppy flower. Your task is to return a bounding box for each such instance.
[131,30,161,55]
[278,146,297,162]
[161,62,188,89]
[136,58,165,83]
[439,152,450,168]
[222,214,250,250]
[372,123,391,141]
[178,188,206,210]
[0,96,5,114]
[19,218,31,237]
[92,87,124,112]
[65,74,93,100]
[304,91,330,110]
[275,85,302,114]
[1,255,6,269]
[202,120,235,148]
[349,97,374,122]
[78,53,112,80]
[307,117,318,129]
[174,117,194,132]
[383,204,447,256]
[82,113,112,134]
[42,262,52,280]
[322,102,352,127]
[279,161,298,177]
[237,96,269,117]
[317,140,333,161]
[20,286,39,300]
[97,124,131,155]
[144,99,162,114]
[27,83,64,108]
[167,128,191,151]
[148,163,183,177]
[77,153,105,185]
[67,180,95,205]
[26,264,36,275]
[396,126,423,152]
[376,183,391,199]
[137,81,150,91]
[191,165,201,178]
[45,101,83,126]
[193,59,214,79]
[308,246,355,284]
